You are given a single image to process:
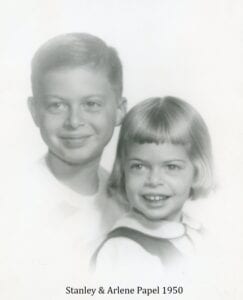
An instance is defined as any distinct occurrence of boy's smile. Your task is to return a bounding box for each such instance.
[60,134,93,149]
[124,142,195,221]
[29,67,125,166]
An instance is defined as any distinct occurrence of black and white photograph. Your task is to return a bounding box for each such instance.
[0,1,242,299]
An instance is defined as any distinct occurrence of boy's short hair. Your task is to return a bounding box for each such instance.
[109,96,214,200]
[31,33,123,97]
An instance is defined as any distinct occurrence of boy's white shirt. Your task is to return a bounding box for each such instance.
[0,156,126,299]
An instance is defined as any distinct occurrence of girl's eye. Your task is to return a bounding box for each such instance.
[130,163,145,171]
[48,102,67,113]
[165,164,181,171]
[86,101,97,107]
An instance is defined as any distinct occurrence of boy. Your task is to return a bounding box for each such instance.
[28,32,126,197]
[1,33,127,298]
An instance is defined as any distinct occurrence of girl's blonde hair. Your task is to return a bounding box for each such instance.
[108,96,214,200]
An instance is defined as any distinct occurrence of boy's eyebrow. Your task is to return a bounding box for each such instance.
[41,94,67,101]
[41,93,106,101]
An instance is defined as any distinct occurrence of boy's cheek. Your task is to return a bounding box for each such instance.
[41,114,64,126]
[92,115,117,132]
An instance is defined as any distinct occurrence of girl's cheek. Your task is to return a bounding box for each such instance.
[165,177,182,190]
[129,177,143,191]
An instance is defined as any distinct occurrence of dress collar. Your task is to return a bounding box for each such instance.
[112,210,202,239]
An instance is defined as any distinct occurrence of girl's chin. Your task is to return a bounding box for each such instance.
[133,207,182,222]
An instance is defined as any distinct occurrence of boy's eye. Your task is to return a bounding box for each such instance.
[47,102,67,114]
[82,99,103,112]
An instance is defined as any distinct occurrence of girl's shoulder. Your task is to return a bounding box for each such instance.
[97,232,151,261]
[94,231,164,281]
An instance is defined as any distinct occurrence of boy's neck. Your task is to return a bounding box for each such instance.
[46,152,100,196]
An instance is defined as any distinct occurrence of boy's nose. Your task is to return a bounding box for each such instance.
[64,108,85,129]
[146,169,164,187]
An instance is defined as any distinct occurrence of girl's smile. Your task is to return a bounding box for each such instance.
[141,194,172,209]
[142,194,171,201]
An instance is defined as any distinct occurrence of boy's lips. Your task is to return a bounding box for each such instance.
[60,134,92,148]
[60,133,92,139]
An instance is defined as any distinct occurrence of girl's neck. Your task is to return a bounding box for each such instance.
[46,151,100,196]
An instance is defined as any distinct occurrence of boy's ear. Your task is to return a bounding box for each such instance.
[115,97,127,126]
[28,97,40,127]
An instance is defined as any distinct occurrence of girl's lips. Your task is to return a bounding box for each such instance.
[142,194,170,201]
[142,194,171,209]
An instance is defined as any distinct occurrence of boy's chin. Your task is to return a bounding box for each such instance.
[47,150,102,167]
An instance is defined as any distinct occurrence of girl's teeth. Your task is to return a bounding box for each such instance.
[144,195,168,201]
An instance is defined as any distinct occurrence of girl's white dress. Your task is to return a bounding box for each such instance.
[93,210,204,283]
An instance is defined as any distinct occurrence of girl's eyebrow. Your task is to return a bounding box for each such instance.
[128,158,187,164]
[128,158,152,166]
[128,158,147,162]
[163,159,186,163]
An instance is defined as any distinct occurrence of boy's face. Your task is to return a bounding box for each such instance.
[124,142,195,222]
[29,67,125,166]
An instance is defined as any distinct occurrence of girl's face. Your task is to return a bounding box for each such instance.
[124,142,195,222]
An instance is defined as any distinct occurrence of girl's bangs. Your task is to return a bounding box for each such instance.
[124,111,192,146]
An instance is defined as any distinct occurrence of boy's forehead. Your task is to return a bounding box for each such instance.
[37,66,118,98]
[42,66,110,84]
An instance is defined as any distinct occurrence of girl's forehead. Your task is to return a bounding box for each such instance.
[126,142,191,162]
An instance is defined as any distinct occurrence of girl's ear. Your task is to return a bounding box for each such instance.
[115,97,127,126]
[192,173,198,188]
[28,97,40,127]
[190,165,202,199]
[191,162,200,187]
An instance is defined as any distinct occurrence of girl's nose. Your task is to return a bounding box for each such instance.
[64,108,85,129]
[146,168,164,186]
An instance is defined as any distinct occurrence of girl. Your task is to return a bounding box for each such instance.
[93,96,214,280]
